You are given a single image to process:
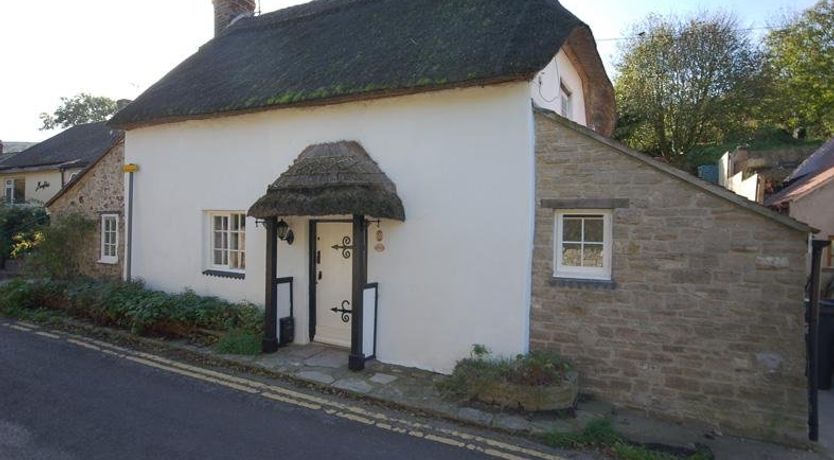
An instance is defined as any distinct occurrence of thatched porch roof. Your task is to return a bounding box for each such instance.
[248,141,405,221]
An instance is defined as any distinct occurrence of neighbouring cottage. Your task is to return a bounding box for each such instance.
[45,137,125,279]
[767,139,834,288]
[108,0,812,442]
[0,122,122,205]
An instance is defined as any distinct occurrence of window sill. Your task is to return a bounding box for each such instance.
[202,270,245,280]
[97,259,118,265]
[549,277,616,289]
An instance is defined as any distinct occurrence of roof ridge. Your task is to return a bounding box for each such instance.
[231,0,382,32]
[533,105,815,234]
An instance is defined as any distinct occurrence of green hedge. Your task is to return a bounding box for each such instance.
[0,278,262,339]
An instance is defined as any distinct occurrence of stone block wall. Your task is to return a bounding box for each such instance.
[46,141,124,279]
[531,112,809,444]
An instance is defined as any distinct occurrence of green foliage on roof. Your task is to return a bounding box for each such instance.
[111,0,586,127]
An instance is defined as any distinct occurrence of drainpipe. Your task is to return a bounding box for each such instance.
[808,239,831,442]
[122,163,139,281]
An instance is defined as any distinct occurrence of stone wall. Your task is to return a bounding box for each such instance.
[531,112,809,444]
[46,141,124,279]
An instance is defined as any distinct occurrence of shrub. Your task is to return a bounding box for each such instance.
[544,420,713,460]
[215,329,262,355]
[545,419,621,449]
[438,345,572,401]
[0,205,49,266]
[24,213,94,279]
[0,278,262,342]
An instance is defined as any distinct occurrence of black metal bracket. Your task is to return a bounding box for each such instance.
[331,236,353,259]
[330,300,352,323]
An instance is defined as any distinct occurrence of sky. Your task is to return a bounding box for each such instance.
[0,0,817,143]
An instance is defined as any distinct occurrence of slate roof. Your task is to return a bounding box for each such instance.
[111,0,591,128]
[0,122,122,171]
[783,137,834,184]
[765,165,834,207]
[248,141,405,220]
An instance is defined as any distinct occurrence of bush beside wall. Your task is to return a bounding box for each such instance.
[0,278,261,340]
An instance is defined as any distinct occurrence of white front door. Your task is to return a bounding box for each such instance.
[314,222,353,348]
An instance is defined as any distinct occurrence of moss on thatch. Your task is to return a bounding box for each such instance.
[110,0,595,128]
[248,141,405,220]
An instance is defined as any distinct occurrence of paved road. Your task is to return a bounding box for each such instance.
[0,326,489,460]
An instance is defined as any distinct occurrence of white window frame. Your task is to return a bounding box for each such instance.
[560,80,573,120]
[553,210,612,281]
[99,214,119,264]
[4,178,24,204]
[4,179,13,204]
[207,211,247,273]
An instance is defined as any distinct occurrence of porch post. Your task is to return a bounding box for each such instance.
[349,213,367,371]
[262,217,279,353]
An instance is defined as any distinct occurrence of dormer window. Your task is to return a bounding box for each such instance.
[560,81,573,120]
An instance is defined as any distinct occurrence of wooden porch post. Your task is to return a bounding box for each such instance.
[348,214,367,371]
[262,217,279,353]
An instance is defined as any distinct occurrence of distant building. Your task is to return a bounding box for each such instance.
[0,123,122,205]
[766,138,834,274]
[0,140,37,165]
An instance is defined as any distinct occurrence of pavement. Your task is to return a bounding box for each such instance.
[0,321,584,460]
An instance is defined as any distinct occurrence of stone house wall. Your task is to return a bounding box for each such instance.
[531,111,809,444]
[46,141,124,279]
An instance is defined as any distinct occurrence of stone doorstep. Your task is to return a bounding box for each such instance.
[17,316,828,459]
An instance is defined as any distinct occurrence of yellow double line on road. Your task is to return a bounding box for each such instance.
[2,321,566,460]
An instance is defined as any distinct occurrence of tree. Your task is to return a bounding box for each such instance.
[39,93,118,130]
[763,1,834,138]
[614,13,765,165]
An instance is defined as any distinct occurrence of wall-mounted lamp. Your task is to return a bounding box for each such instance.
[277,219,294,245]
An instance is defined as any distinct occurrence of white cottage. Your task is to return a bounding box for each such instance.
[110,0,615,373]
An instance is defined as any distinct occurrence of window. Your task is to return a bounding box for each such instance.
[560,81,573,119]
[100,214,119,264]
[554,210,612,280]
[209,212,246,272]
[4,178,24,204]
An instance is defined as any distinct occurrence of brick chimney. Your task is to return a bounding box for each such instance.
[213,0,256,36]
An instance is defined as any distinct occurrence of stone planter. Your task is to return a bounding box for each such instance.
[476,371,579,411]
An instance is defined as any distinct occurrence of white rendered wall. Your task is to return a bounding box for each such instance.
[0,170,64,205]
[791,180,834,264]
[727,171,759,203]
[124,83,536,373]
[530,50,587,126]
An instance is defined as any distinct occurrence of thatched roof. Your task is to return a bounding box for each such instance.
[110,0,598,129]
[248,141,405,220]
